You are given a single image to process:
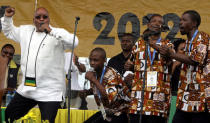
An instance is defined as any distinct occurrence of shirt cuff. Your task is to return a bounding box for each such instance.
[122,71,134,81]
[2,16,13,23]
[49,28,62,40]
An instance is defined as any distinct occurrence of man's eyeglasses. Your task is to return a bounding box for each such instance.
[35,15,48,19]
[3,51,14,56]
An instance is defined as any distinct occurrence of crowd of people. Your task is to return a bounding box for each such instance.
[0,6,209,123]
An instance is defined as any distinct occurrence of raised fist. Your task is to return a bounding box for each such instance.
[5,7,15,17]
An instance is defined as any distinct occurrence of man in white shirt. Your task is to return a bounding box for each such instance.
[1,7,78,123]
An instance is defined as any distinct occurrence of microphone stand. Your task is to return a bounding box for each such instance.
[139,31,159,123]
[67,17,80,123]
[139,34,149,123]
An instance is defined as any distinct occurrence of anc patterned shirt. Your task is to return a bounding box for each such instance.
[176,31,210,113]
[129,38,172,117]
[92,67,131,114]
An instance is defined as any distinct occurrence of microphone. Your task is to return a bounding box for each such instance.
[76,16,80,21]
[142,25,170,40]
[40,23,48,33]
[84,67,94,89]
[40,23,44,26]
[160,25,170,32]
[142,31,160,41]
[88,67,95,72]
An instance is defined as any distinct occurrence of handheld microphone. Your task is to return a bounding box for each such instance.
[142,31,160,41]
[40,23,48,33]
[89,67,95,72]
[76,16,80,21]
[84,67,95,89]
[160,25,170,32]
[40,23,44,26]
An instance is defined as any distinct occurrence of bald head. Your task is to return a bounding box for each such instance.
[90,47,106,60]
[34,7,49,16]
[33,7,50,32]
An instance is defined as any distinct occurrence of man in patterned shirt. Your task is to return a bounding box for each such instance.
[124,14,172,123]
[161,10,210,123]
[84,47,130,123]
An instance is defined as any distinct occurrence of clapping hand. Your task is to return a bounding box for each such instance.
[124,59,134,71]
[159,45,173,58]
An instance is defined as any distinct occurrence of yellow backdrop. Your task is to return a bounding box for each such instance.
[0,0,210,57]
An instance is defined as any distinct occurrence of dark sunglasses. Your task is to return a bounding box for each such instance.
[3,51,14,56]
[35,15,48,19]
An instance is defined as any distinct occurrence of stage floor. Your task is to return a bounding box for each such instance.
[0,96,177,123]
[0,107,98,123]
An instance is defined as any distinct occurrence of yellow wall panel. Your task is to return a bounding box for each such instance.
[0,0,210,57]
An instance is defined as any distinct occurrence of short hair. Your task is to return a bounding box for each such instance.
[143,28,150,34]
[173,38,185,52]
[119,33,135,43]
[1,43,15,52]
[35,7,48,13]
[90,47,106,60]
[183,10,201,27]
[34,7,49,17]
[149,14,163,23]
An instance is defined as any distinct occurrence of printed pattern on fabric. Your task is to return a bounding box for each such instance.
[129,39,171,117]
[92,67,131,114]
[176,31,210,113]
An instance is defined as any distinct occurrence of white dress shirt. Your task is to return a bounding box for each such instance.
[1,16,79,101]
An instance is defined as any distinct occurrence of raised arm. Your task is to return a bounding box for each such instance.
[1,7,21,42]
[74,55,86,73]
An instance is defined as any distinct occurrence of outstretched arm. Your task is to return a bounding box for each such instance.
[48,28,79,50]
[170,52,197,65]
[159,45,197,65]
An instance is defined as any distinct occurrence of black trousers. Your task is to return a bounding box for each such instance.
[129,114,166,123]
[84,111,128,123]
[172,109,210,123]
[5,92,61,123]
